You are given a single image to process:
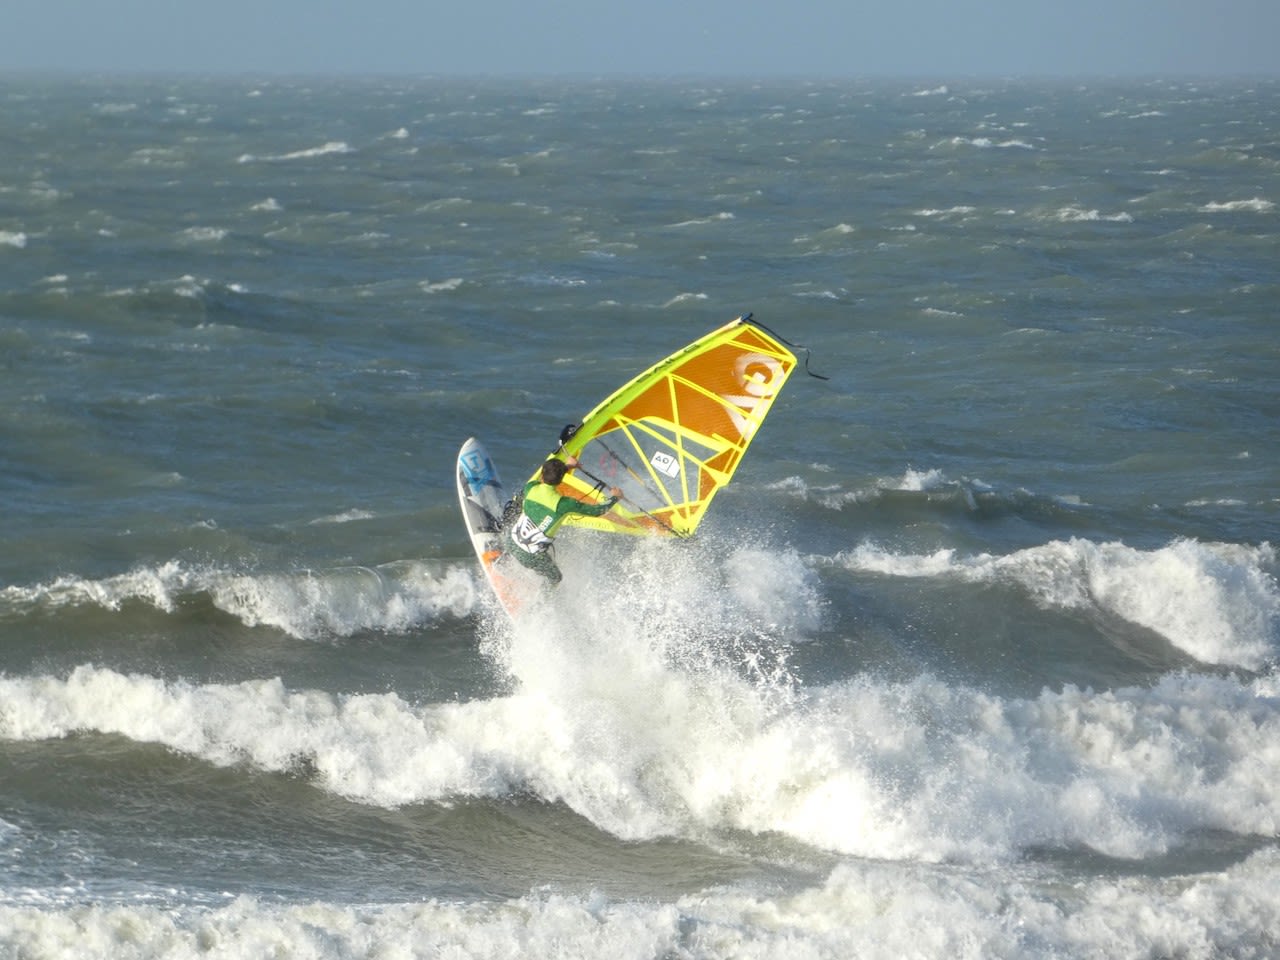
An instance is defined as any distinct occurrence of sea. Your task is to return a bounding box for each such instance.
[1,72,1278,958]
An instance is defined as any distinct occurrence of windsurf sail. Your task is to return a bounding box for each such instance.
[536,314,801,538]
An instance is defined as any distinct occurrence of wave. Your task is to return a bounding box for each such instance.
[839,537,1277,670]
[668,212,735,227]
[308,509,377,525]
[1,535,1275,866]
[913,206,978,219]
[768,468,994,512]
[0,559,480,639]
[419,277,465,294]
[937,136,1037,150]
[662,292,710,307]
[3,530,1278,866]
[4,847,1279,960]
[1200,197,1275,213]
[3,653,1280,867]
[236,141,353,164]
[1048,206,1135,223]
[177,226,228,243]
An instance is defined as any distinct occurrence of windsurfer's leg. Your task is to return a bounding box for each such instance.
[529,550,563,585]
[509,544,563,585]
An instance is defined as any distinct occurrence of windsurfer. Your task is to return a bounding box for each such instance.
[506,455,622,585]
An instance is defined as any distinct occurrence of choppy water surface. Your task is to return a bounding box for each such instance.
[1,74,1278,958]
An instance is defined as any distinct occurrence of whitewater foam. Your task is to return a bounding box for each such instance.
[5,586,1279,865]
[768,468,987,511]
[839,538,1278,670]
[1,661,1278,864]
[3,847,1278,960]
[0,559,480,639]
[237,141,353,164]
[1052,206,1135,223]
[1200,198,1275,213]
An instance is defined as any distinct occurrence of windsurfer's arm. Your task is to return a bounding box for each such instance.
[556,488,621,519]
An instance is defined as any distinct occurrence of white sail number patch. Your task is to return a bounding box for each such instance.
[650,450,680,478]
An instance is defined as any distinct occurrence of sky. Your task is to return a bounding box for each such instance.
[5,0,1278,77]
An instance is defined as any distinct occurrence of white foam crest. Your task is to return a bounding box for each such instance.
[0,231,28,248]
[6,543,1276,863]
[895,467,949,491]
[0,560,480,638]
[420,196,470,211]
[418,277,464,293]
[308,509,375,525]
[237,141,353,163]
[2,849,1278,960]
[938,137,1036,150]
[686,848,1280,959]
[4,749,1280,960]
[0,666,522,804]
[768,468,984,511]
[5,632,1280,863]
[206,564,477,637]
[768,474,875,509]
[841,538,1278,669]
[543,662,1280,861]
[177,226,227,243]
[913,205,977,218]
[1200,197,1275,213]
[0,561,195,614]
[668,212,735,227]
[126,146,185,167]
[1051,205,1135,223]
[481,539,1280,860]
[661,292,709,307]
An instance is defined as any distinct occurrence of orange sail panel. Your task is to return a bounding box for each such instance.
[545,316,798,538]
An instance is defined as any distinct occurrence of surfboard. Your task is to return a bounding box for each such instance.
[455,437,527,618]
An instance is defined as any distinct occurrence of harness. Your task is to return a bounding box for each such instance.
[509,482,563,554]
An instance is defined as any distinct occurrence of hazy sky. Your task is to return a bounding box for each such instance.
[6,0,1278,77]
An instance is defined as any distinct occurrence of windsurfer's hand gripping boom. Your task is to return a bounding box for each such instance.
[564,454,621,500]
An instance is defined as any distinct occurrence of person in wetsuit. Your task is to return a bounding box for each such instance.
[506,455,622,585]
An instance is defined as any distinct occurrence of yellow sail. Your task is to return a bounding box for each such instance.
[535,315,798,538]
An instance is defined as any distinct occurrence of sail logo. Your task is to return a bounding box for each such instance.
[461,450,495,489]
[725,353,785,436]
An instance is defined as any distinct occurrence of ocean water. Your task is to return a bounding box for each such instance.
[1,72,1278,958]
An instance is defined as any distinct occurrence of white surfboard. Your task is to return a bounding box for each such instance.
[455,437,528,617]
